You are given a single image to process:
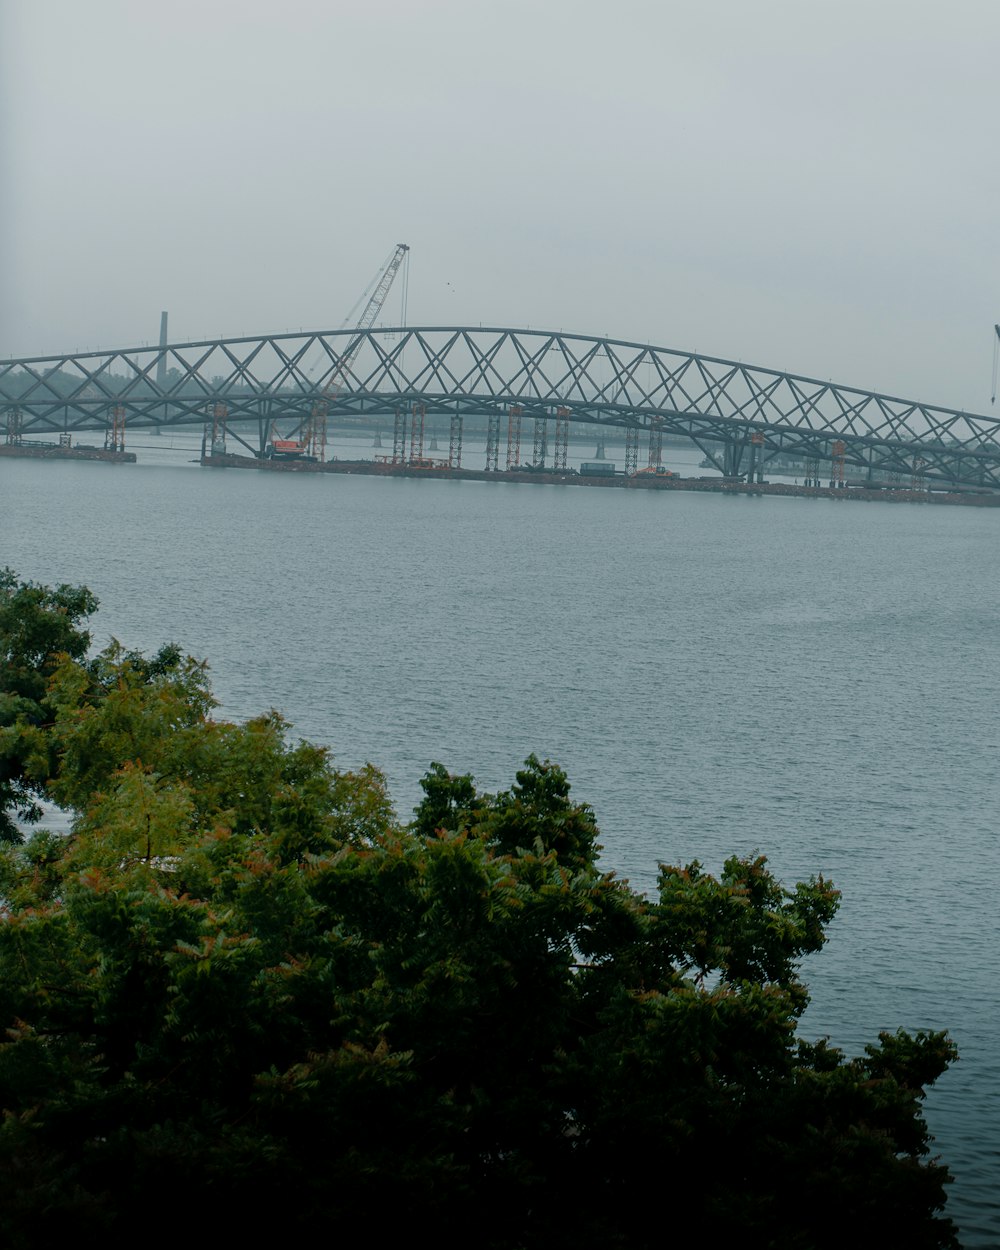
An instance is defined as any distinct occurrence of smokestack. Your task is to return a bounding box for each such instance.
[156,312,168,388]
[154,312,169,435]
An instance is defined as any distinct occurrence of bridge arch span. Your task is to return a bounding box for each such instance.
[3,326,1000,489]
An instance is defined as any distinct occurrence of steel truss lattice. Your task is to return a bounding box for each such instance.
[3,326,1000,490]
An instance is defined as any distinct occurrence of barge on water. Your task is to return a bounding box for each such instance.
[0,440,136,464]
[198,451,1000,507]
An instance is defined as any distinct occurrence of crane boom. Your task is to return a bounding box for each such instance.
[305,243,409,459]
[267,244,410,461]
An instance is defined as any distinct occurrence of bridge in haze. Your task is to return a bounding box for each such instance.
[3,326,1000,490]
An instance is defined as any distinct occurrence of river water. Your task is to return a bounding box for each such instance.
[4,431,999,1245]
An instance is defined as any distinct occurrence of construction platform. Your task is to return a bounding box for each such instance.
[0,443,136,464]
[198,452,1000,507]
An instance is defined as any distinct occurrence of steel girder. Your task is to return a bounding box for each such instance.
[3,326,1000,489]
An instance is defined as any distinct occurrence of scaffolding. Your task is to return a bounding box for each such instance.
[392,407,406,464]
[485,411,501,471]
[748,429,764,483]
[210,403,228,456]
[506,404,523,470]
[408,402,426,464]
[553,407,570,471]
[624,426,639,476]
[831,439,846,488]
[647,420,663,471]
[5,407,22,446]
[105,405,126,453]
[305,403,327,462]
[449,412,463,469]
[532,416,548,469]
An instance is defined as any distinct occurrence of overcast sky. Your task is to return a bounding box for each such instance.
[4,0,1000,413]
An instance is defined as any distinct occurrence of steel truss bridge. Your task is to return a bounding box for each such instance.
[4,326,1000,490]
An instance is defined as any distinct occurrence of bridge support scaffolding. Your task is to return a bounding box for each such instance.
[449,413,463,469]
[506,405,523,471]
[408,403,426,464]
[392,407,406,464]
[831,440,846,489]
[5,407,22,446]
[306,404,327,463]
[746,430,765,483]
[553,407,570,471]
[647,420,663,471]
[210,403,228,456]
[485,412,501,471]
[105,406,126,454]
[532,416,548,469]
[625,426,639,476]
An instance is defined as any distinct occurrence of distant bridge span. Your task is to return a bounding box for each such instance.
[3,326,1000,489]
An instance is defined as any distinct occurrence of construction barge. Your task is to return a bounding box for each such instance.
[199,451,1000,507]
[0,441,136,464]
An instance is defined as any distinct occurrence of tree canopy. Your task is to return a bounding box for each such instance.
[0,571,958,1248]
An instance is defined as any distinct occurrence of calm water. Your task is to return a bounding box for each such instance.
[5,434,999,1245]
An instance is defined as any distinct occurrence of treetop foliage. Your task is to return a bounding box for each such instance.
[0,571,958,1248]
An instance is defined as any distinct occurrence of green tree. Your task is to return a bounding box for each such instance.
[0,568,97,842]
[0,577,959,1248]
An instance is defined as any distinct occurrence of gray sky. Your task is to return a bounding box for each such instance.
[4,0,1000,413]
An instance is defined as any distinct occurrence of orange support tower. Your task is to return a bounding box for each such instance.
[105,405,126,453]
[831,439,846,488]
[647,420,663,471]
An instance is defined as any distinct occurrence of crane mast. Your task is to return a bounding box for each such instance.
[304,243,410,459]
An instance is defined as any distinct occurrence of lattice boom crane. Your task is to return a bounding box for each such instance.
[304,243,410,459]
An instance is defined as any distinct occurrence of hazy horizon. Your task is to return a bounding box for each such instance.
[5,0,1000,415]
